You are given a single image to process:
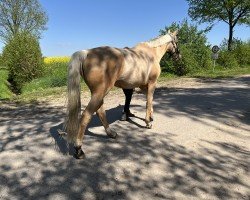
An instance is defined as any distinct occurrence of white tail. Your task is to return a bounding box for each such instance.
[64,50,88,143]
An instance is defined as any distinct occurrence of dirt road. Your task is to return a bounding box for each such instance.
[0,76,249,199]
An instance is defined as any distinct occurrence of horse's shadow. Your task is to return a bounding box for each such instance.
[49,105,146,155]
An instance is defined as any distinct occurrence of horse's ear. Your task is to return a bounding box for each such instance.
[168,30,171,34]
[173,30,178,36]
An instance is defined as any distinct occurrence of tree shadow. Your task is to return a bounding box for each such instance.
[151,76,250,134]
[0,76,249,199]
[50,104,148,156]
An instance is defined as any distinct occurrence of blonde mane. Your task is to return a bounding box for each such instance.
[144,34,173,47]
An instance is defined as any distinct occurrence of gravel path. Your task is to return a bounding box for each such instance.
[0,76,249,200]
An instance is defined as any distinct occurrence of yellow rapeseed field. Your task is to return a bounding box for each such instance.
[44,56,70,64]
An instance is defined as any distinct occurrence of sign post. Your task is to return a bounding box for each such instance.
[211,45,220,72]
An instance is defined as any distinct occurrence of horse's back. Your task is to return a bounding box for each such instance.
[115,46,158,88]
[81,45,159,90]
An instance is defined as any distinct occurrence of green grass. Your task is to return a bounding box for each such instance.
[18,61,92,102]
[22,61,68,94]
[186,65,250,78]
[2,63,250,103]
[14,86,67,103]
[0,68,13,100]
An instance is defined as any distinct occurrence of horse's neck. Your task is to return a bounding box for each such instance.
[132,43,155,57]
[154,43,171,62]
[133,43,151,51]
[134,42,171,63]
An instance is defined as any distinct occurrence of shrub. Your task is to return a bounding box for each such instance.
[160,19,212,75]
[218,39,250,68]
[2,32,43,93]
[0,54,3,67]
[217,51,239,68]
[22,58,68,93]
[161,45,199,75]
[176,45,199,75]
[233,42,250,66]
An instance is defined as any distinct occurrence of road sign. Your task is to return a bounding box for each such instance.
[212,45,220,53]
[211,46,220,72]
[211,53,219,60]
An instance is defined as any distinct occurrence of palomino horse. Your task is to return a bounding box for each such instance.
[65,30,180,159]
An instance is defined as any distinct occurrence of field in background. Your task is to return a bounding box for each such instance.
[44,56,70,64]
[1,56,250,102]
[22,57,70,93]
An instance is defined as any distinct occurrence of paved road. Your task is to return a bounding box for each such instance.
[0,76,249,200]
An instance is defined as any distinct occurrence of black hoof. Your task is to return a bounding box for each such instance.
[107,132,117,139]
[127,112,135,117]
[74,146,85,159]
[121,111,135,121]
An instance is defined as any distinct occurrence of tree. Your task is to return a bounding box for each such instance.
[160,19,212,75]
[2,31,43,93]
[187,0,250,51]
[0,0,48,43]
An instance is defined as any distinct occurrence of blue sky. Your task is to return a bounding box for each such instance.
[1,0,249,56]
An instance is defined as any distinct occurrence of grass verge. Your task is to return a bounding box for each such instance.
[0,68,12,100]
[2,65,250,103]
[187,65,250,78]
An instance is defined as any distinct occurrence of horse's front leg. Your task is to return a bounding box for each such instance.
[121,89,135,121]
[145,82,156,129]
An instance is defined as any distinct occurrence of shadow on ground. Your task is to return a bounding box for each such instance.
[0,77,249,199]
[152,76,250,135]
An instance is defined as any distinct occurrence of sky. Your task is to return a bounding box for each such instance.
[0,0,249,56]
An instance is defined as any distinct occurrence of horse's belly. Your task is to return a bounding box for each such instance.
[114,80,141,89]
[115,52,153,88]
[115,67,149,88]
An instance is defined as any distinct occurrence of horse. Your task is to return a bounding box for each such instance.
[64,30,181,159]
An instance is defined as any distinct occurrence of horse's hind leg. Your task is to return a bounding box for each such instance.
[96,104,117,138]
[145,82,156,129]
[74,93,104,159]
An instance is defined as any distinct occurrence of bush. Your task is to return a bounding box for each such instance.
[160,19,212,75]
[22,59,68,93]
[175,45,199,75]
[217,51,239,68]
[0,54,3,67]
[161,45,199,75]
[233,42,250,66]
[2,32,43,93]
[218,39,250,68]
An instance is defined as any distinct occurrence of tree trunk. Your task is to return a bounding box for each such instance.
[228,24,233,51]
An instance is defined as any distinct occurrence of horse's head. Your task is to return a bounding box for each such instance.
[168,30,181,61]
